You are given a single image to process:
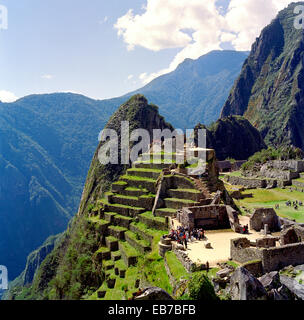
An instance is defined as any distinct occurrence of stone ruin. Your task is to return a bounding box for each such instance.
[226,160,304,189]
[230,223,304,274]
[176,204,241,232]
[249,208,281,233]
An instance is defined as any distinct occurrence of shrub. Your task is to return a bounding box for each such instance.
[188,273,218,301]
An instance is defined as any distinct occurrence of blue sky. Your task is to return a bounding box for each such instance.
[0,0,294,101]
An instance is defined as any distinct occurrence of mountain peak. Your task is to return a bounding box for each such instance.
[221,2,304,149]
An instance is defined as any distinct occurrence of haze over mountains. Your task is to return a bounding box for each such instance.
[0,50,248,279]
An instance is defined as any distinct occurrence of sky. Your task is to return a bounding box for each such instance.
[0,0,296,102]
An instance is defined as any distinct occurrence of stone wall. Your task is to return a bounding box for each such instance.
[280,225,304,245]
[231,237,304,273]
[230,238,263,263]
[177,205,230,230]
[262,243,304,273]
[226,175,267,188]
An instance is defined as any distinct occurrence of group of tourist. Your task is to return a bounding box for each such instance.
[168,226,206,249]
[285,200,303,210]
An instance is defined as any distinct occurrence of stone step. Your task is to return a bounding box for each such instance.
[129,222,154,245]
[125,230,151,255]
[105,236,119,251]
[111,181,128,193]
[119,187,149,197]
[133,162,171,170]
[167,188,201,201]
[120,175,157,193]
[119,241,140,267]
[127,168,162,179]
[94,247,111,262]
[113,214,133,229]
[108,226,128,240]
[111,251,122,261]
[138,212,168,231]
[112,195,140,207]
[164,198,199,210]
[104,212,117,223]
[155,208,177,218]
[105,203,145,217]
[163,174,196,190]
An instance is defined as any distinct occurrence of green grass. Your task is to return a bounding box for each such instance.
[115,259,127,271]
[164,197,198,203]
[141,211,167,223]
[95,247,110,254]
[165,251,189,281]
[107,202,145,210]
[125,231,150,248]
[113,194,138,200]
[156,208,177,213]
[103,260,115,268]
[87,216,109,226]
[105,236,118,243]
[172,188,200,193]
[120,175,157,182]
[127,168,162,173]
[108,225,128,232]
[113,214,133,221]
[235,187,304,222]
[119,240,140,257]
[125,187,148,192]
[228,171,242,177]
[112,181,127,186]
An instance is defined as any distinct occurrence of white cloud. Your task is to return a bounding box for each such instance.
[41,74,54,80]
[127,74,134,80]
[99,16,108,24]
[0,90,18,102]
[115,0,294,84]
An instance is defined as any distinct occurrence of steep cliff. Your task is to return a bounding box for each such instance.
[195,116,266,160]
[221,2,304,149]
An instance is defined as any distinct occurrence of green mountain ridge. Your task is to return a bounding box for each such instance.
[0,50,247,279]
[221,2,304,149]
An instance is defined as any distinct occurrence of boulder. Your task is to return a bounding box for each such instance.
[216,268,232,279]
[280,275,304,300]
[258,271,281,291]
[135,287,174,300]
[229,267,267,300]
[268,285,294,300]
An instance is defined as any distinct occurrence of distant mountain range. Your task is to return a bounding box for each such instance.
[130,50,249,128]
[0,50,248,279]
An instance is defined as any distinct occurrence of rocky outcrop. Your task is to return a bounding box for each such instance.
[229,267,267,300]
[22,234,62,285]
[135,287,174,300]
[280,275,304,300]
[195,116,266,161]
[221,3,304,150]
